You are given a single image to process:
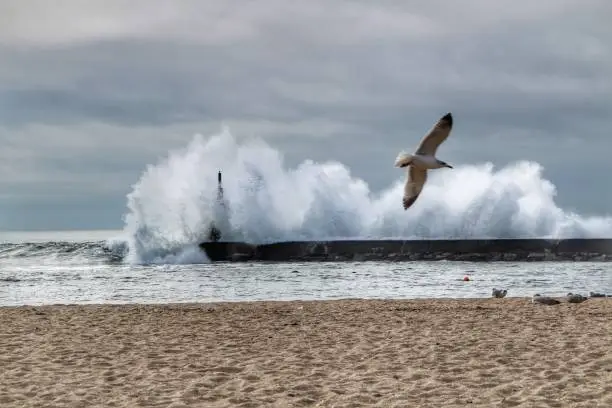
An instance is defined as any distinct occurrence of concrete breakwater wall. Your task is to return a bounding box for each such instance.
[199,238,612,262]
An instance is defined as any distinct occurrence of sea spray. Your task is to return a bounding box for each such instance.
[114,127,612,264]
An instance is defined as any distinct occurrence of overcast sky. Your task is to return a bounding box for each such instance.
[1,0,611,231]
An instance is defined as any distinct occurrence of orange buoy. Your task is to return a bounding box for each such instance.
[463,276,470,281]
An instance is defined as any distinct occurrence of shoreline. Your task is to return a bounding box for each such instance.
[2,298,610,407]
[0,294,608,308]
[2,292,610,310]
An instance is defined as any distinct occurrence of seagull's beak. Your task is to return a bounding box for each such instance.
[446,164,453,169]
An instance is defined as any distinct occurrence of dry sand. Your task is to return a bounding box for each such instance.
[1,298,610,408]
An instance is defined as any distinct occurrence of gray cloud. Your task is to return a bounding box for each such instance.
[1,0,611,230]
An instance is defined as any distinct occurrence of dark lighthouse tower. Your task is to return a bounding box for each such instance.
[207,171,223,242]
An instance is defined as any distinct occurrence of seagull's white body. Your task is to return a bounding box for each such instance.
[398,154,448,170]
[394,112,455,210]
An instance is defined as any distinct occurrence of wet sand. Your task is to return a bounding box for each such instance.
[1,298,611,407]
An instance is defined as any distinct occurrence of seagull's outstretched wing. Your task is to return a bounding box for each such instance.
[403,166,428,210]
[415,112,453,156]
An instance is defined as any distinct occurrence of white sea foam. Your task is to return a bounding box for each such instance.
[113,127,612,264]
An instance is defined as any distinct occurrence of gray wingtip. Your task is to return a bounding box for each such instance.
[442,112,453,127]
[403,195,418,210]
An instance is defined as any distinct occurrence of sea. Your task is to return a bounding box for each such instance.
[2,130,612,306]
[0,229,611,307]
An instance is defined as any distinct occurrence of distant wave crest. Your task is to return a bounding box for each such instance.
[0,241,123,263]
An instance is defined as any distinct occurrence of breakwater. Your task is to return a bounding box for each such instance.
[198,238,612,262]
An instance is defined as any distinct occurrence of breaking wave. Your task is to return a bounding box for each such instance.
[110,127,612,264]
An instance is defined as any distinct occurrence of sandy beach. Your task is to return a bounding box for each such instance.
[1,298,610,408]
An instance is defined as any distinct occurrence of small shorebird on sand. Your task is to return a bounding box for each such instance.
[532,294,560,305]
[394,113,454,210]
[492,288,508,298]
[566,293,588,303]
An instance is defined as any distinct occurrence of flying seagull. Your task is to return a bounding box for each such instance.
[394,112,454,210]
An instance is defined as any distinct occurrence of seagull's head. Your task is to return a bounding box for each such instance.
[394,152,413,168]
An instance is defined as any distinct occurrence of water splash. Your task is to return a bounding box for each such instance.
[114,127,612,264]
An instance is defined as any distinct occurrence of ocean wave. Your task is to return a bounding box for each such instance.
[111,128,612,265]
[0,241,123,263]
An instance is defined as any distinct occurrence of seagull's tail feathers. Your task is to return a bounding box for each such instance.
[394,152,413,168]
